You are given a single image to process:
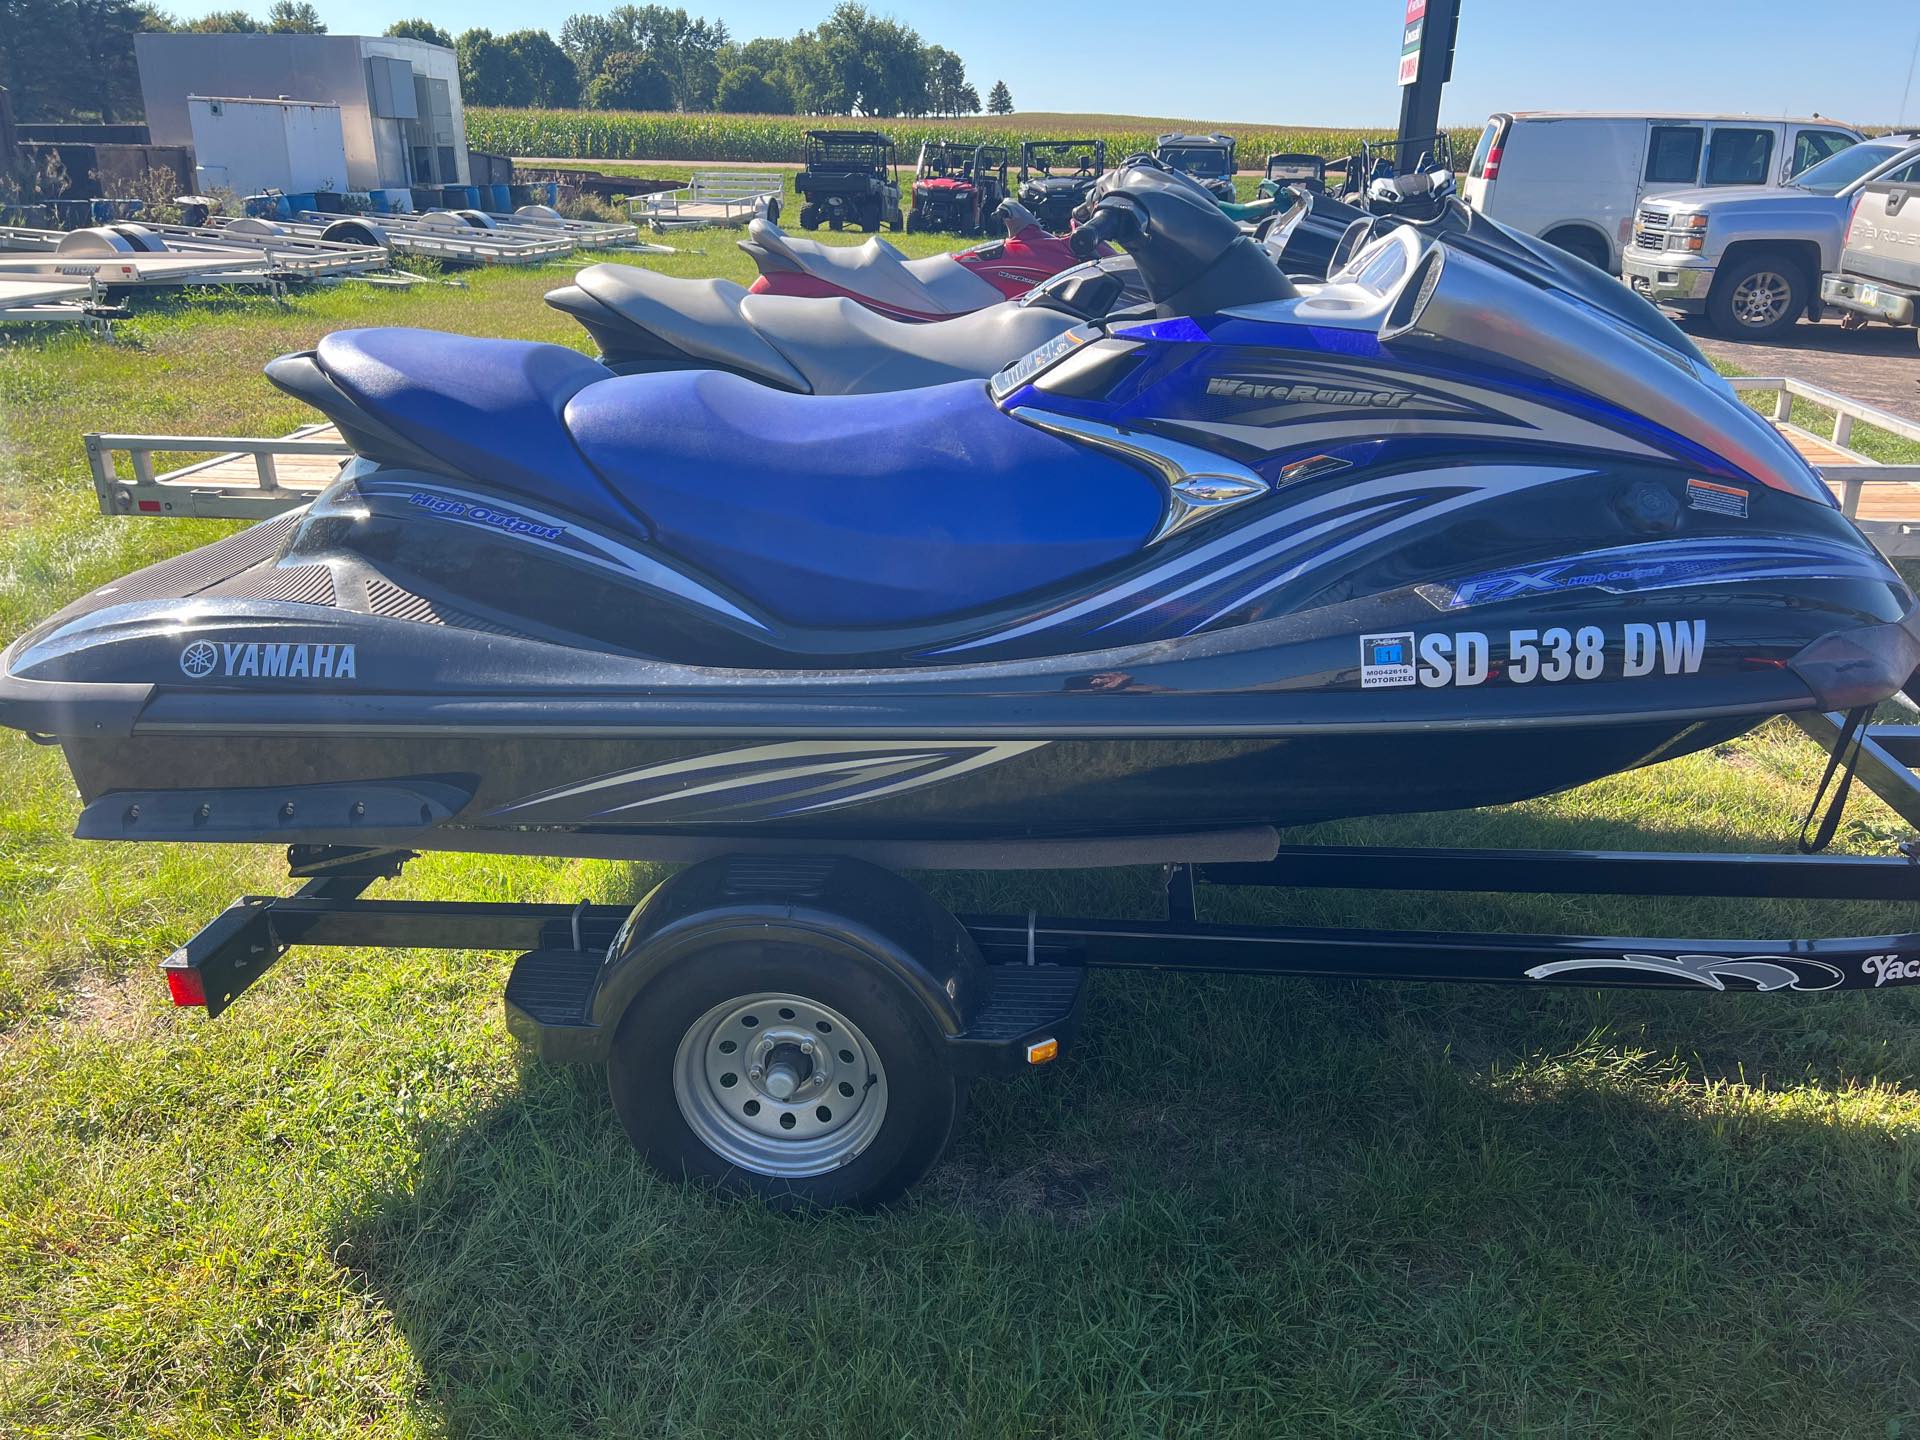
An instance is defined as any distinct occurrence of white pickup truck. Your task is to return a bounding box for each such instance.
[1623,134,1920,339]
[1820,138,1920,346]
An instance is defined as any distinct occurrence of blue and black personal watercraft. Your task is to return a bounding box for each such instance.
[4,162,1916,863]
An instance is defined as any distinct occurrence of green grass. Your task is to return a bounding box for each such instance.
[2,250,1920,1437]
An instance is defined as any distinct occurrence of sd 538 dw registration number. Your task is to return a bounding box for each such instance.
[1360,621,1706,690]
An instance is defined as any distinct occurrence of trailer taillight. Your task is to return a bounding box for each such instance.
[164,965,207,1007]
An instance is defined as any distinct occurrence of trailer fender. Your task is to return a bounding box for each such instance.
[573,855,987,1065]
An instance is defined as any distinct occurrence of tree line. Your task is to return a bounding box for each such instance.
[0,0,1014,123]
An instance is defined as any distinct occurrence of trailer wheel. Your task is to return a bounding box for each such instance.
[607,944,962,1210]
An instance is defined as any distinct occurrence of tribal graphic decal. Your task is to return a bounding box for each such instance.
[1524,952,1846,992]
[343,479,771,631]
[488,741,1048,825]
[922,464,1587,658]
[1426,536,1895,611]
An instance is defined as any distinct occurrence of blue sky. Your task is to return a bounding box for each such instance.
[308,0,1920,128]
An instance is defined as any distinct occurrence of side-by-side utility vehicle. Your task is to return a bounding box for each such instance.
[795,130,903,232]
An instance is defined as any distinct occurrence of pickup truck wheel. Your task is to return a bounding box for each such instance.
[1708,255,1805,340]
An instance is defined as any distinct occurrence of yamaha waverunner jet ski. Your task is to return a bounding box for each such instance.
[5,162,1916,863]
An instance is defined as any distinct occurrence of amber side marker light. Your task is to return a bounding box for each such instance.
[1026,1037,1059,1065]
[164,966,208,1008]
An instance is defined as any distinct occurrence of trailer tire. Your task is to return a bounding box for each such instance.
[607,942,963,1211]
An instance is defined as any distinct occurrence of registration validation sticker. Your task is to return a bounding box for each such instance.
[1359,632,1417,688]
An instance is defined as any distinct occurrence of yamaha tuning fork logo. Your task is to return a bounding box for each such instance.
[178,640,357,681]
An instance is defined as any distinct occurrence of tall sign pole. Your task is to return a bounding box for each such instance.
[1396,0,1461,172]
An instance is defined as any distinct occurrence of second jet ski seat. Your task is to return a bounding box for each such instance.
[564,373,1166,628]
[744,220,1001,317]
[554,261,1078,395]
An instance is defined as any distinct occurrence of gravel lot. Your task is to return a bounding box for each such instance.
[1688,316,1920,422]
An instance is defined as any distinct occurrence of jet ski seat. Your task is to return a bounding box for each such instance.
[568,261,1079,395]
[564,372,1166,628]
[305,328,643,534]
[745,220,999,316]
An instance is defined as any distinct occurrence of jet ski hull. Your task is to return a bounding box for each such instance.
[48,716,1766,856]
[7,486,1913,857]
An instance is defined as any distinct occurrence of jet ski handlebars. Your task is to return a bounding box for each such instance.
[1069,161,1297,317]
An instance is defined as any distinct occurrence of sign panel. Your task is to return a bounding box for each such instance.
[1398,0,1426,85]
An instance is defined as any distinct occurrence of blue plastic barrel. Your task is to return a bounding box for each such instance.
[488,184,512,212]
[285,192,318,216]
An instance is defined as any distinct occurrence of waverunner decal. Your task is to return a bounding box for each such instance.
[178,640,356,681]
[1360,623,1705,689]
[487,741,1048,825]
[1204,377,1414,409]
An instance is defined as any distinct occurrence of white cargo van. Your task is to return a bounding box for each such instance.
[1460,112,1863,272]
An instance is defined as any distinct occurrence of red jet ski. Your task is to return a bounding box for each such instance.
[740,203,1098,321]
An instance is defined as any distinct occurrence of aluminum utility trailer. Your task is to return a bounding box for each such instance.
[85,424,352,518]
[0,275,109,332]
[1728,376,1920,556]
[0,220,386,281]
[635,171,782,231]
[281,211,575,267]
[475,204,658,252]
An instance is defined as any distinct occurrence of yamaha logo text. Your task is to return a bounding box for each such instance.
[179,640,357,681]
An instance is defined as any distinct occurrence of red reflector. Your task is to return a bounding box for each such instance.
[164,966,207,1007]
[137,499,162,512]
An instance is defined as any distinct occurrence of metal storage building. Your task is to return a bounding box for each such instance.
[133,33,469,192]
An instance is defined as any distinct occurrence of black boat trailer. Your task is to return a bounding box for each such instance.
[156,708,1920,1207]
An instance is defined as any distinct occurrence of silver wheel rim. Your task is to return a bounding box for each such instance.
[672,991,888,1178]
[1731,271,1792,328]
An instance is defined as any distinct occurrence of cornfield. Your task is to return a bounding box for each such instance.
[466,107,1482,168]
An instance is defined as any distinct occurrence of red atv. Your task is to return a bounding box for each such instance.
[740,201,1100,321]
[904,142,1010,237]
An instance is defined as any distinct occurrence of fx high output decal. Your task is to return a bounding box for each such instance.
[1359,621,1706,689]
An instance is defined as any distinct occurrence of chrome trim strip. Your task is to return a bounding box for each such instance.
[1009,406,1271,544]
